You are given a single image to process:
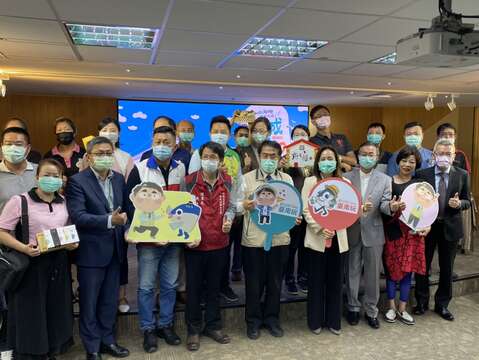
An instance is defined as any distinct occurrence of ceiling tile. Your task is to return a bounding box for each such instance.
[283,59,358,73]
[159,30,247,54]
[222,55,292,70]
[167,0,280,35]
[0,0,55,19]
[435,70,479,83]
[342,63,415,76]
[78,46,151,63]
[0,40,75,60]
[308,42,394,62]
[341,18,430,46]
[261,8,378,40]
[214,0,291,5]
[391,0,479,21]
[156,51,226,67]
[294,0,413,15]
[50,0,169,27]
[0,16,67,43]
[391,67,470,80]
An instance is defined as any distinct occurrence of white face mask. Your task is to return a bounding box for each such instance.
[99,131,119,144]
[292,135,309,142]
[315,116,331,129]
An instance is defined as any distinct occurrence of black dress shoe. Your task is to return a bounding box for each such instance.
[434,307,455,321]
[157,326,181,345]
[413,303,428,315]
[365,315,380,329]
[143,330,158,353]
[99,343,130,358]
[265,324,284,338]
[86,353,102,360]
[347,311,359,326]
[246,326,261,340]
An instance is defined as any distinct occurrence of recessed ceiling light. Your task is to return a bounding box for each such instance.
[125,82,130,86]
[219,86,223,90]
[371,52,397,65]
[66,23,157,49]
[387,81,392,86]
[350,91,355,95]
[125,68,131,73]
[236,74,241,79]
[238,36,328,58]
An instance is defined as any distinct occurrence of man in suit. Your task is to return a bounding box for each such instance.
[66,137,130,360]
[414,138,470,321]
[344,142,393,329]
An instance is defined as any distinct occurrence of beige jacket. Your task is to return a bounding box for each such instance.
[302,176,349,253]
[241,168,294,248]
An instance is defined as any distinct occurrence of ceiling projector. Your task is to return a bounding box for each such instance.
[396,0,479,67]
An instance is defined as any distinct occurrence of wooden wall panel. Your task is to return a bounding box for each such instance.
[472,109,479,199]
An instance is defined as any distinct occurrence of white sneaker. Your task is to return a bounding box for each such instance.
[384,309,396,323]
[311,327,322,335]
[1,350,13,360]
[397,310,415,325]
[329,327,341,335]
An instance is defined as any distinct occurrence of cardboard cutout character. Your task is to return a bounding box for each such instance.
[407,182,439,228]
[129,182,165,238]
[167,202,202,240]
[255,185,278,225]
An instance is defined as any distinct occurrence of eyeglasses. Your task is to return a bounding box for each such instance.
[91,152,113,156]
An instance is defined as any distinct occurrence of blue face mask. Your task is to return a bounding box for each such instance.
[367,133,382,145]
[260,159,278,174]
[179,132,194,143]
[38,176,63,193]
[211,133,229,146]
[405,135,422,147]
[153,145,173,161]
[236,136,249,148]
[358,155,377,170]
[253,133,267,144]
[1,145,27,164]
[318,160,337,174]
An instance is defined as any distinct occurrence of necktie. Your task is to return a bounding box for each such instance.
[438,172,447,219]
[266,175,273,182]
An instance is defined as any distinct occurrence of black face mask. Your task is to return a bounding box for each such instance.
[56,132,74,145]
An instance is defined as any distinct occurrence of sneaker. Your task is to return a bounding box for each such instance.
[384,309,396,323]
[328,328,341,335]
[297,280,308,294]
[118,297,130,313]
[220,286,239,303]
[397,310,415,325]
[286,282,299,295]
[311,327,321,335]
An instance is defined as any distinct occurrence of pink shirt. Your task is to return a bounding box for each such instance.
[0,190,69,246]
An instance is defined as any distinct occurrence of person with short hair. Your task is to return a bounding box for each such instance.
[0,158,76,360]
[2,117,42,164]
[182,141,236,351]
[308,105,357,171]
[436,123,471,173]
[357,122,392,173]
[241,140,298,340]
[66,136,130,360]
[177,120,195,154]
[387,122,432,176]
[413,139,470,321]
[125,126,184,353]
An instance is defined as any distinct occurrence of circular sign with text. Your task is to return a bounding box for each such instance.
[400,181,439,231]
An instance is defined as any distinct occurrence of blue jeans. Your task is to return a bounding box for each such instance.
[137,245,180,331]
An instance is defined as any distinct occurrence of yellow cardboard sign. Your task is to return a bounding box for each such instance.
[82,135,95,149]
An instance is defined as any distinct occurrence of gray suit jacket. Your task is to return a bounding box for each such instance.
[344,168,392,247]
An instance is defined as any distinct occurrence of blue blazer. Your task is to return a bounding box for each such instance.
[66,167,126,267]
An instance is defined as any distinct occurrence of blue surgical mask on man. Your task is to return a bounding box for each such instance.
[153,145,173,161]
[358,155,377,170]
[211,133,229,146]
[367,133,382,145]
[405,135,422,147]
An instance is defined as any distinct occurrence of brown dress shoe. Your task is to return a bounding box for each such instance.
[186,334,200,352]
[203,329,231,344]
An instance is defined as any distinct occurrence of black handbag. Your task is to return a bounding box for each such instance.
[0,195,30,292]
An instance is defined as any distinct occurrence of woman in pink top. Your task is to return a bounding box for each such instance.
[0,159,77,360]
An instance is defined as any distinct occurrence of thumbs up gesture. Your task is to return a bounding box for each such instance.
[448,192,461,209]
[111,206,128,226]
[222,215,233,233]
[244,152,252,170]
[389,195,406,213]
[362,195,373,213]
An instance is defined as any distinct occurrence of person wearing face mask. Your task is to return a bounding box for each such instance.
[247,117,271,170]
[241,140,300,340]
[44,117,85,178]
[301,146,349,335]
[234,125,256,173]
[177,120,195,154]
[356,122,392,174]
[284,125,311,295]
[66,137,129,360]
[436,123,470,173]
[344,142,393,330]
[308,105,357,172]
[1,117,42,164]
[387,122,432,177]
[125,126,185,353]
[413,139,470,322]
[189,116,243,303]
[382,146,428,326]
[181,142,237,351]
[0,158,77,360]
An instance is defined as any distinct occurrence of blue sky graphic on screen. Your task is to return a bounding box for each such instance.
[118,100,309,158]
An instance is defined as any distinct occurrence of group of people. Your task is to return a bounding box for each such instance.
[0,106,471,360]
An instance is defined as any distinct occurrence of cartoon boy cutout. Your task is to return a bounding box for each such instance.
[130,182,165,238]
[310,185,339,216]
[255,185,278,225]
[407,182,439,229]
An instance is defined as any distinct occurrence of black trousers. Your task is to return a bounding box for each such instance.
[306,240,344,331]
[185,247,227,335]
[285,221,307,284]
[220,217,243,290]
[415,221,457,309]
[242,245,288,328]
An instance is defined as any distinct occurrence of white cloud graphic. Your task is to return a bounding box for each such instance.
[190,114,200,120]
[132,111,148,119]
[297,106,308,112]
[127,125,138,131]
[119,114,127,123]
[118,105,123,110]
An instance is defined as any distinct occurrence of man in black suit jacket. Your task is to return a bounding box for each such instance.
[413,139,470,321]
